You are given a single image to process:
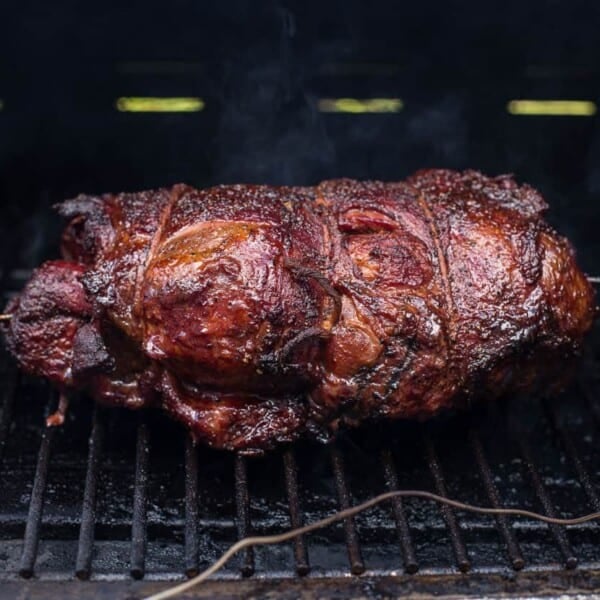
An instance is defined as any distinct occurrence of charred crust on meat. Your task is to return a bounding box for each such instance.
[71,322,114,379]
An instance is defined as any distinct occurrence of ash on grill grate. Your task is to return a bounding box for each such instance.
[0,278,599,591]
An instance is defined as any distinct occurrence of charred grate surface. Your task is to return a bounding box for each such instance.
[0,271,599,591]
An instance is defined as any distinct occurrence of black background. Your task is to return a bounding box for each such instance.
[1,0,599,271]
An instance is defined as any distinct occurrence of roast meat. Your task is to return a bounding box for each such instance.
[3,170,595,452]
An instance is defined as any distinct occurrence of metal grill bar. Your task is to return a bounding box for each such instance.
[75,406,104,580]
[518,437,577,569]
[424,435,470,572]
[19,395,57,578]
[381,449,418,574]
[282,448,310,575]
[184,436,200,578]
[468,428,524,570]
[330,445,365,575]
[130,420,150,579]
[0,368,16,468]
[234,454,255,577]
[545,401,600,513]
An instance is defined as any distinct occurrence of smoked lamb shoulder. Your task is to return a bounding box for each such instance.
[3,170,595,452]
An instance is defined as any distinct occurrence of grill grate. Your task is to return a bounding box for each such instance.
[18,397,56,579]
[0,273,599,596]
[130,419,150,579]
[517,431,578,568]
[425,435,471,572]
[282,449,310,576]
[381,448,419,573]
[233,454,254,577]
[468,427,525,570]
[75,406,103,580]
[183,435,200,578]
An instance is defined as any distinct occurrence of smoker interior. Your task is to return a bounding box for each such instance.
[2,1,600,597]
[0,267,599,597]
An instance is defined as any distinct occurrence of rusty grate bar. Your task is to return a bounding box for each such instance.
[518,437,577,569]
[545,401,600,513]
[130,420,150,579]
[184,435,200,578]
[19,394,57,578]
[75,406,104,580]
[468,428,525,570]
[424,434,470,572]
[330,445,365,575]
[381,449,418,574]
[282,448,310,575]
[0,367,17,469]
[234,454,255,577]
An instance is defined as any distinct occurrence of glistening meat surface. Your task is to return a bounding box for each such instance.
[3,170,595,452]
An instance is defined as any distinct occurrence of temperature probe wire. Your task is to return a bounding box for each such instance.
[144,488,600,600]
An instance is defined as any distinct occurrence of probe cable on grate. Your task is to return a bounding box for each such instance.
[143,489,600,600]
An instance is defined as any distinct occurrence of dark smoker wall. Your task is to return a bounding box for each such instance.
[0,0,599,270]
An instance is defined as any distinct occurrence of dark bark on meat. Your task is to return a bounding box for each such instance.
[2,170,595,452]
